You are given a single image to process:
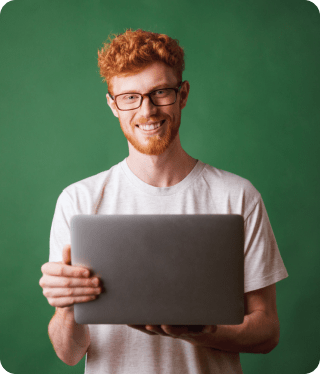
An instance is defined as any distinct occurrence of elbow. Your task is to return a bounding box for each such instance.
[261,316,280,354]
[62,361,79,366]
[56,350,85,366]
[261,340,279,354]
[57,354,75,366]
[55,347,87,366]
[261,330,280,354]
[53,347,81,366]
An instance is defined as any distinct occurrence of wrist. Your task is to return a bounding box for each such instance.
[56,305,74,315]
[55,306,77,326]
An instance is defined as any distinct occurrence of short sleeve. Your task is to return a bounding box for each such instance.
[49,190,78,262]
[243,197,288,293]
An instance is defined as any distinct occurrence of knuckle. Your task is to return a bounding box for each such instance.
[41,263,48,274]
[62,278,71,288]
[39,275,48,288]
[76,269,84,277]
[66,288,73,297]
[57,266,64,277]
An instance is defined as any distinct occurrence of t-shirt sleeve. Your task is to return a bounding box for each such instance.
[49,190,78,263]
[243,196,288,293]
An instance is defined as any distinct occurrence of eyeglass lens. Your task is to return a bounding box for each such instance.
[116,89,177,110]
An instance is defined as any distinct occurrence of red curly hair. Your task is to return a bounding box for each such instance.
[97,29,185,95]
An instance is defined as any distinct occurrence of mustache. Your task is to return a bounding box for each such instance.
[134,116,167,125]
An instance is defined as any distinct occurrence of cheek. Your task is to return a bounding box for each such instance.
[119,114,135,128]
[162,110,175,122]
[168,109,179,124]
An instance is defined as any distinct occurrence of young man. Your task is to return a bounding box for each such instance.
[39,29,288,373]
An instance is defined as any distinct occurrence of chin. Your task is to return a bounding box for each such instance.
[120,117,180,156]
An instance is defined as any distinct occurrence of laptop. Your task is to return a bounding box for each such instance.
[71,214,244,325]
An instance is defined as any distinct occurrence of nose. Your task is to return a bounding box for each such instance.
[139,95,158,117]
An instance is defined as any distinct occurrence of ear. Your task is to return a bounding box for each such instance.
[179,81,190,110]
[106,93,119,118]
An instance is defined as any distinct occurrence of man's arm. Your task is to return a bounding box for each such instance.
[130,283,280,354]
[48,306,90,366]
[191,283,279,353]
[40,245,102,365]
[186,283,280,353]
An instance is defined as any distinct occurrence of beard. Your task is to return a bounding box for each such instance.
[119,111,181,156]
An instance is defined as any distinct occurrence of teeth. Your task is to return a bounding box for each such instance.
[139,122,162,131]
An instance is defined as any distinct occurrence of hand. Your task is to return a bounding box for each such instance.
[39,244,102,308]
[127,325,217,345]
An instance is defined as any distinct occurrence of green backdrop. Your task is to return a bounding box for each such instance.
[0,0,319,373]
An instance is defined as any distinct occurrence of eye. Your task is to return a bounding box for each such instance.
[126,94,139,100]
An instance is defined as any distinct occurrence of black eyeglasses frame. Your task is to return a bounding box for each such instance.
[108,81,184,111]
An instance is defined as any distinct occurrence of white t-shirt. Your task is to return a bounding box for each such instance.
[49,159,288,374]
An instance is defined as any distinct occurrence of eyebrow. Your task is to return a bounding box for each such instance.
[118,82,176,95]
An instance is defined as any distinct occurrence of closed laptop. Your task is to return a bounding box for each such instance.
[71,214,244,325]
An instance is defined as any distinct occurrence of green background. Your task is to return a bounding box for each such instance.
[0,0,319,373]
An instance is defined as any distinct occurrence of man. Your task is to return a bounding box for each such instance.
[39,29,288,373]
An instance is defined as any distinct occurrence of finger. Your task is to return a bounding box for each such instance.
[40,274,100,288]
[41,262,91,278]
[62,244,71,265]
[160,325,189,336]
[145,325,169,336]
[43,286,102,298]
[202,325,218,334]
[47,295,97,308]
[127,325,157,336]
[183,325,206,334]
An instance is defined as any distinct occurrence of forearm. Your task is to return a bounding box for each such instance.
[48,306,90,366]
[191,310,280,354]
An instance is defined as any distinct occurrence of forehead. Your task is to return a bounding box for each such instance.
[111,62,178,94]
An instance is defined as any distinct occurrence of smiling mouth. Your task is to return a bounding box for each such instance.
[136,119,166,132]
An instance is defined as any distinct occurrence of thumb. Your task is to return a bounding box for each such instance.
[62,244,71,265]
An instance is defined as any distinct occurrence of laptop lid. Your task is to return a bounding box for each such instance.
[71,214,244,325]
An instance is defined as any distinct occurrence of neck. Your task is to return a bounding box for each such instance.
[126,134,197,187]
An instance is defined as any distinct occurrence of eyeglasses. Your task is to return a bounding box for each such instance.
[108,82,183,111]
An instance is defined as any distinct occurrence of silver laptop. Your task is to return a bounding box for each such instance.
[71,214,244,325]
